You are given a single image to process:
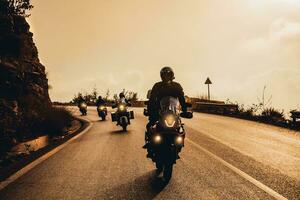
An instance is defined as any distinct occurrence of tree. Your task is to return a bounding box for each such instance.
[91,87,98,103]
[257,85,272,113]
[83,92,93,105]
[0,0,33,17]
[72,92,83,104]
[104,89,110,101]
[126,91,138,102]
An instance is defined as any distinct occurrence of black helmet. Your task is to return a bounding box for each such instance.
[160,66,174,82]
[98,96,102,99]
[119,92,125,98]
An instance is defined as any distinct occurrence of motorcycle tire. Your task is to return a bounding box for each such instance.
[163,162,173,183]
[122,124,127,131]
[155,162,163,175]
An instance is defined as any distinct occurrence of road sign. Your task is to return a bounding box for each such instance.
[205,78,212,85]
[205,77,212,100]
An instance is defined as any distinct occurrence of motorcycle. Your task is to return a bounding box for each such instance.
[79,102,87,115]
[97,105,107,120]
[111,102,134,131]
[144,96,192,182]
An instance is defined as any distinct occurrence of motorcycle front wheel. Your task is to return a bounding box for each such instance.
[122,124,127,131]
[163,162,173,183]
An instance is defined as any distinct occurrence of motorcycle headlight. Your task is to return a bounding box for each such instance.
[119,105,125,111]
[164,114,176,127]
[81,103,87,108]
[99,106,105,110]
[153,135,162,143]
[176,136,183,144]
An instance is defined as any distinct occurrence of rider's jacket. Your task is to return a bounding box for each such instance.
[118,97,129,105]
[77,98,85,107]
[96,99,106,107]
[147,81,187,122]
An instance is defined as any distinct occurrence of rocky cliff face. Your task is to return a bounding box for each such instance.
[0,14,50,144]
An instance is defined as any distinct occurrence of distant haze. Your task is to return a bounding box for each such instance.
[28,0,300,111]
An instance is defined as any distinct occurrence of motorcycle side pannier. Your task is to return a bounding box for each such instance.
[129,111,134,119]
[111,112,117,122]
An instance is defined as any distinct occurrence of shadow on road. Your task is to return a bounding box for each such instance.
[97,119,107,122]
[110,129,131,134]
[96,170,168,200]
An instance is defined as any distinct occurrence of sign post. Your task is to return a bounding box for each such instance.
[205,78,212,101]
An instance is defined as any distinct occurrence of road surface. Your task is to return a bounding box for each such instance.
[0,107,299,200]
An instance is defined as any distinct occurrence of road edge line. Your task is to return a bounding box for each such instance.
[0,118,93,191]
[186,138,288,200]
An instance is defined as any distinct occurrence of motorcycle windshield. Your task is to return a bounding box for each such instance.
[159,96,179,114]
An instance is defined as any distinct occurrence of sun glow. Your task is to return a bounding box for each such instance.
[247,0,300,8]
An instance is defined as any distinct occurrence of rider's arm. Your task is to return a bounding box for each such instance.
[147,83,159,120]
[177,84,187,113]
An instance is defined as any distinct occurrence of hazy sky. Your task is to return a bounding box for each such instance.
[28,0,300,111]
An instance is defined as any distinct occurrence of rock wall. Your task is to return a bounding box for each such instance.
[0,14,50,144]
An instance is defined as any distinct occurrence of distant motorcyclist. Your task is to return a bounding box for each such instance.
[118,92,130,105]
[96,95,107,120]
[144,66,188,149]
[111,92,133,129]
[77,95,87,115]
[96,96,106,106]
[77,95,85,107]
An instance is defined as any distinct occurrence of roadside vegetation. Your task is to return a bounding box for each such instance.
[60,88,139,106]
[195,86,299,131]
[0,98,75,161]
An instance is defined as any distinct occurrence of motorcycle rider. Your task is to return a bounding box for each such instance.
[96,95,106,106]
[115,92,131,124]
[77,95,86,108]
[148,67,187,123]
[143,66,188,150]
[118,92,129,104]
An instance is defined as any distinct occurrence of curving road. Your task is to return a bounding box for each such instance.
[0,107,299,200]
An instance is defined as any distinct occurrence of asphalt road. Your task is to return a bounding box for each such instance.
[0,107,299,200]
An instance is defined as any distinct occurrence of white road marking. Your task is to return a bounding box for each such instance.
[186,138,288,200]
[0,118,93,191]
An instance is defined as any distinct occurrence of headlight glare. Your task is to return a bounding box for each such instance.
[154,135,162,143]
[119,105,125,111]
[176,136,183,144]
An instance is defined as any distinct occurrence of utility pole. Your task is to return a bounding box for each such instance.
[205,77,212,101]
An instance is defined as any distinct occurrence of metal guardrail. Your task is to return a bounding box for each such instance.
[194,102,238,114]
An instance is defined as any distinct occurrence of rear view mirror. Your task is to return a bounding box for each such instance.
[180,112,193,119]
[112,104,117,109]
[144,100,149,106]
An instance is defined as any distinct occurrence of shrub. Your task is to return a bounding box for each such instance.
[0,101,73,159]
[237,104,256,119]
[18,95,73,138]
[40,106,74,136]
[260,107,285,123]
